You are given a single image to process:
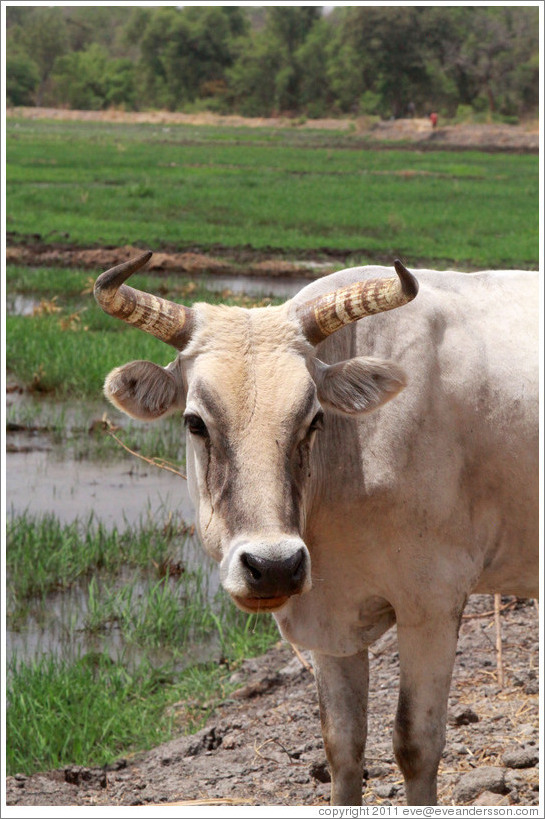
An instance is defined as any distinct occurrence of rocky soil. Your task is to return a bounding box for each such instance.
[6,596,539,808]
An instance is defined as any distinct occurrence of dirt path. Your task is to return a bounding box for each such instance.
[7,107,539,153]
[6,596,539,808]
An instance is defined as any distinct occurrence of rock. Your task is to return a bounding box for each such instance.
[231,674,282,699]
[453,767,507,803]
[63,766,107,789]
[449,706,479,726]
[309,761,331,783]
[502,745,539,769]
[186,726,223,756]
[505,770,528,790]
[367,765,392,778]
[375,784,398,798]
[450,742,470,755]
[474,790,510,806]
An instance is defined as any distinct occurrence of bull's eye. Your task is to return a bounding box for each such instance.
[309,409,324,433]
[184,413,209,438]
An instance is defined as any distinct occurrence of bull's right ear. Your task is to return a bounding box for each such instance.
[104,360,185,421]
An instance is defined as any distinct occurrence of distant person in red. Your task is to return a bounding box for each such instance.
[429,111,438,128]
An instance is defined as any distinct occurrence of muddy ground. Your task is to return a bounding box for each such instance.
[6,596,539,808]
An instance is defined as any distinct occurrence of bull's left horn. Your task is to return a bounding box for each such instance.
[94,251,194,350]
[297,259,419,345]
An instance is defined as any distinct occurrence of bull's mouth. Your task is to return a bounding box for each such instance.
[231,594,291,613]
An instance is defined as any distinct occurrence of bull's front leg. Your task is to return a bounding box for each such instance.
[393,617,461,805]
[312,649,369,805]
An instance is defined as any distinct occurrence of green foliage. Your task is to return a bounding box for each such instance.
[6,54,40,106]
[5,5,538,118]
[136,6,246,111]
[52,44,136,110]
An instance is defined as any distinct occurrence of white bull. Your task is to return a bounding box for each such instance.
[95,253,538,806]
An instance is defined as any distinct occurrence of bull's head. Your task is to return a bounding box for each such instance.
[95,252,418,613]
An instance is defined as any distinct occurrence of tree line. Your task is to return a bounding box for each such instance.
[6,5,539,122]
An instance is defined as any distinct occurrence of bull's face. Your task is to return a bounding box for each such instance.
[95,253,418,613]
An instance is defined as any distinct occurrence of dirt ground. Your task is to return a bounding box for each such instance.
[7,107,540,153]
[6,596,539,808]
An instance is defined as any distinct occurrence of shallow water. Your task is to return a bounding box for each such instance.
[7,448,193,528]
[5,399,222,667]
[6,273,314,316]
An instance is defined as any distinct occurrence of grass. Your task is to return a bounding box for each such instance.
[6,267,281,398]
[6,512,280,776]
[6,649,255,777]
[6,118,539,268]
[6,512,192,613]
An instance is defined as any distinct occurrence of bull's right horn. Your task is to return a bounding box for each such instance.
[94,251,195,350]
[297,259,419,345]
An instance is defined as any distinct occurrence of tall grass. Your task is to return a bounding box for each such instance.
[5,652,239,776]
[6,512,192,615]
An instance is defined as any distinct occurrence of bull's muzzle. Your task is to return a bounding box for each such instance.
[220,537,312,613]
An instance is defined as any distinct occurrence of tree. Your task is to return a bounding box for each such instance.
[15,7,69,104]
[136,6,247,110]
[52,44,135,110]
[6,54,40,106]
[295,18,332,116]
[227,6,322,115]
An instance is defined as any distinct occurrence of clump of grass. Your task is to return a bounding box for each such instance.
[6,512,193,617]
[5,652,236,776]
[84,571,215,649]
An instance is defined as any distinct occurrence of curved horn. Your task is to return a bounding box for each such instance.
[94,251,194,350]
[297,259,419,345]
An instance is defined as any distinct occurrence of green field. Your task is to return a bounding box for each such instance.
[6,118,538,269]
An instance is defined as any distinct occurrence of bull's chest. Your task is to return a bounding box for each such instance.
[274,590,396,656]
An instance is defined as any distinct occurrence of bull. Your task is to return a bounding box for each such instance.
[94,252,538,806]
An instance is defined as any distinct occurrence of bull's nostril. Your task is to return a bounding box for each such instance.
[241,552,262,581]
[292,548,305,581]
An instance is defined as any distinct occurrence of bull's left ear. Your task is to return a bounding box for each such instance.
[312,357,407,415]
[104,359,186,421]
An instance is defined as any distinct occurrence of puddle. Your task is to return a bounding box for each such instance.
[7,449,193,527]
[5,446,225,668]
[7,569,221,670]
[5,294,39,315]
[6,275,315,316]
[196,273,313,298]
